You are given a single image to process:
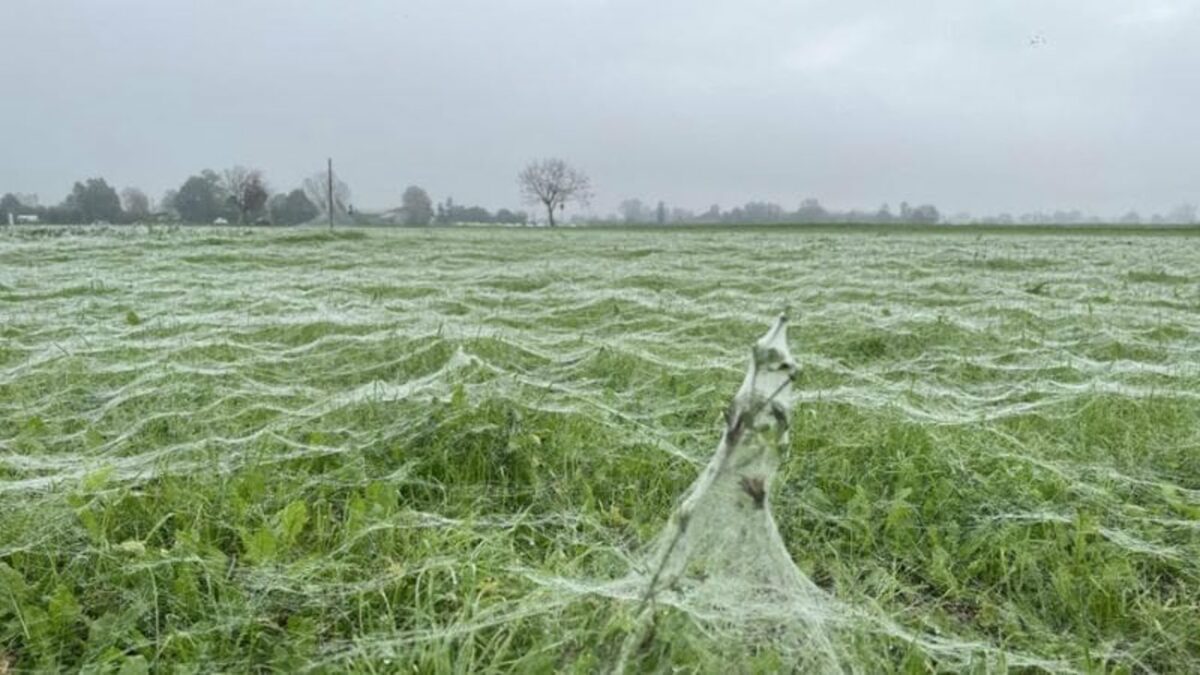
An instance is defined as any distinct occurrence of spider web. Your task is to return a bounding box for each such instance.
[524,315,1068,673]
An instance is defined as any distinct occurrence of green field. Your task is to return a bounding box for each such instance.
[2,225,1199,672]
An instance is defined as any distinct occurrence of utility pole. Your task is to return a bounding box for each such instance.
[327,157,334,230]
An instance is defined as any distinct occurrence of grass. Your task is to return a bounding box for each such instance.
[1,225,1199,672]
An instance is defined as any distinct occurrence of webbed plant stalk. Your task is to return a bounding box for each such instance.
[615,313,802,672]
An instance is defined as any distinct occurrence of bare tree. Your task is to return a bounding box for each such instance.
[223,166,270,224]
[517,158,591,227]
[120,187,151,220]
[303,167,351,220]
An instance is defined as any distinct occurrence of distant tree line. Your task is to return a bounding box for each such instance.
[0,170,323,226]
[604,197,1200,227]
[1,179,127,224]
[428,197,528,226]
[0,167,529,227]
[159,167,335,226]
[0,157,585,227]
[6,157,1198,227]
[606,198,942,225]
[966,204,1197,226]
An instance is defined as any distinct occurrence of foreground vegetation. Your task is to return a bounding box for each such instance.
[1,225,1198,672]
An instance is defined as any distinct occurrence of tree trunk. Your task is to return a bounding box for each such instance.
[545,201,556,227]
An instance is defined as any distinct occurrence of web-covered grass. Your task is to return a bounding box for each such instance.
[1,225,1198,672]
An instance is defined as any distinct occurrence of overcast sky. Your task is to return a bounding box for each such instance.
[3,0,1198,217]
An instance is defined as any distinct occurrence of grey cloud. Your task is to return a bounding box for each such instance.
[3,0,1198,217]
